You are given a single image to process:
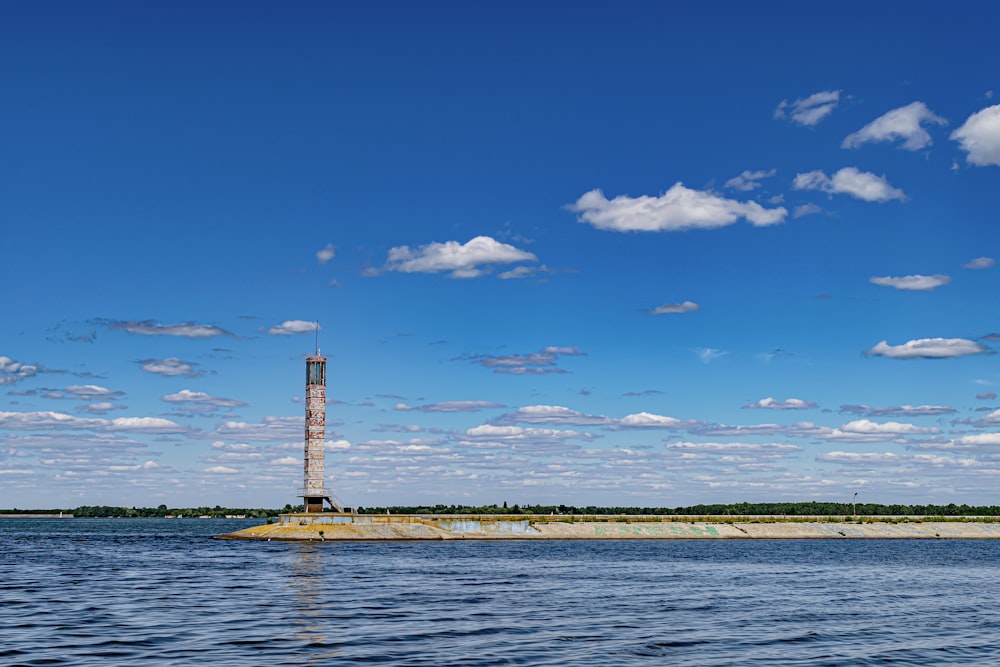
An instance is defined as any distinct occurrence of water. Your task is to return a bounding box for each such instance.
[3,519,1000,665]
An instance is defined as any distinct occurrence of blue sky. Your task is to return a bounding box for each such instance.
[3,1,1000,509]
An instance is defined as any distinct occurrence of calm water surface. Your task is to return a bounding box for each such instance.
[3,518,1000,665]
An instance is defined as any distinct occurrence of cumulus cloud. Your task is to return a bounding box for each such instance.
[395,400,505,413]
[162,389,247,408]
[954,433,1000,447]
[963,256,995,270]
[616,413,692,429]
[793,167,905,202]
[0,411,188,434]
[458,346,585,375]
[378,236,537,279]
[139,358,202,377]
[774,90,841,126]
[650,301,699,315]
[0,356,38,386]
[459,424,595,452]
[269,456,299,466]
[869,274,950,291]
[316,243,335,264]
[743,398,818,410]
[66,385,121,399]
[975,409,1000,426]
[866,338,986,359]
[204,466,239,474]
[837,419,940,436]
[842,102,947,151]
[567,183,787,233]
[725,169,776,191]
[101,320,233,338]
[493,405,612,426]
[951,104,1000,166]
[268,320,320,336]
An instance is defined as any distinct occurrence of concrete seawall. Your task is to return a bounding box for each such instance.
[216,514,1000,541]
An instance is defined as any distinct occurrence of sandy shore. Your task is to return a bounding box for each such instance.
[217,514,1000,541]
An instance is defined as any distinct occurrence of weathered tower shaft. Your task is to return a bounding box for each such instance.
[302,355,329,513]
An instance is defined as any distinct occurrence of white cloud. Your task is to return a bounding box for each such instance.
[269,456,299,466]
[839,404,955,418]
[817,451,903,464]
[395,400,505,413]
[0,356,38,385]
[461,347,585,375]
[76,402,126,415]
[963,256,995,270]
[955,433,1000,447]
[975,410,1000,426]
[743,398,817,410]
[105,320,233,338]
[162,389,247,408]
[568,183,787,232]
[774,90,841,126]
[667,441,802,454]
[0,411,188,434]
[695,347,727,364]
[617,413,688,428]
[818,451,972,467]
[793,204,821,218]
[215,416,303,441]
[380,236,537,279]
[951,104,1000,166]
[140,358,201,377]
[498,265,551,280]
[793,167,905,202]
[839,419,939,436]
[869,274,950,291]
[867,338,986,359]
[316,243,335,264]
[460,424,595,450]
[204,466,239,474]
[724,169,776,191]
[268,320,320,335]
[494,405,612,426]
[63,385,122,399]
[651,301,699,315]
[842,102,947,151]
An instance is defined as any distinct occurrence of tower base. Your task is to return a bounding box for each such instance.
[302,495,340,513]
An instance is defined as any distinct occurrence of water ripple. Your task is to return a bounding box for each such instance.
[4,520,1000,665]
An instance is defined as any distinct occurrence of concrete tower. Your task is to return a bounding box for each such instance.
[301,353,332,513]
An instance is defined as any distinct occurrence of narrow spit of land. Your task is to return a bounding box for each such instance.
[217,513,1000,541]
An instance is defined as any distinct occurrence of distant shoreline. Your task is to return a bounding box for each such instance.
[0,513,74,518]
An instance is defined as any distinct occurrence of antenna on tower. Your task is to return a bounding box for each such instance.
[315,321,320,356]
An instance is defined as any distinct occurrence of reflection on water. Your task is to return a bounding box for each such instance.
[289,543,342,662]
[3,519,1000,665]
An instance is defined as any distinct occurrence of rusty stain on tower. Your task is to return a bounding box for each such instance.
[301,350,336,513]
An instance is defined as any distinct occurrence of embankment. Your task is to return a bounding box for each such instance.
[216,513,1000,541]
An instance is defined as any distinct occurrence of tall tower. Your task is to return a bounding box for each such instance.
[301,353,332,513]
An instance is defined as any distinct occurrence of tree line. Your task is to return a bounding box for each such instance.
[2,504,303,518]
[355,501,1000,516]
[5,501,1000,517]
